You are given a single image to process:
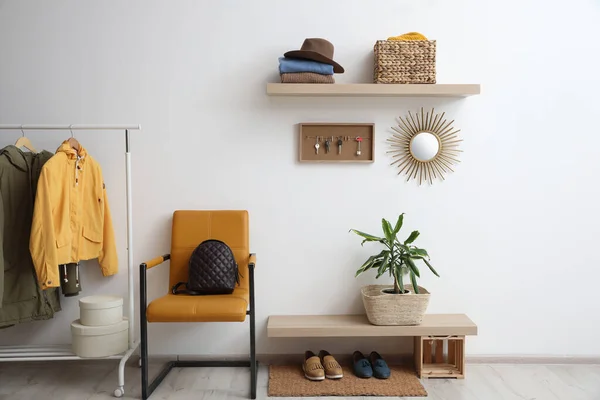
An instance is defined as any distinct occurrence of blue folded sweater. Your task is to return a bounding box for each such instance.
[279,57,334,75]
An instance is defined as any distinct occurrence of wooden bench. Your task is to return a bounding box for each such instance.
[267,314,477,379]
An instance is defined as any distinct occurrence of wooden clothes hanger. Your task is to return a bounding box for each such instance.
[67,126,81,152]
[15,127,38,153]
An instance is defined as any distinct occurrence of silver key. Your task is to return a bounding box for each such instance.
[314,137,320,154]
[324,137,331,154]
[337,138,343,154]
[356,136,363,156]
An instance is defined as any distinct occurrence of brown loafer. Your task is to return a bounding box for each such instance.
[319,350,343,379]
[303,351,325,381]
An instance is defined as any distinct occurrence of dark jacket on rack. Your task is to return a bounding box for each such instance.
[0,145,61,327]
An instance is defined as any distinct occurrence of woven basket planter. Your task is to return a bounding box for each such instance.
[373,40,436,84]
[361,284,430,326]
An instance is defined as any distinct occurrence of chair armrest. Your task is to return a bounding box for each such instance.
[140,254,170,312]
[141,254,171,270]
[249,253,256,269]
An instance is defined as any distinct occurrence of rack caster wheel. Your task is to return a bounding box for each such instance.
[114,387,124,398]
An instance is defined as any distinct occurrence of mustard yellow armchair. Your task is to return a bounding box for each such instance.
[139,210,257,399]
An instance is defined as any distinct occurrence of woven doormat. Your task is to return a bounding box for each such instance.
[268,364,427,397]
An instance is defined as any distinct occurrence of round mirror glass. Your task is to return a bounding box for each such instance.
[410,132,440,161]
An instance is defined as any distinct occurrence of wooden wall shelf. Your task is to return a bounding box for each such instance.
[266,83,480,98]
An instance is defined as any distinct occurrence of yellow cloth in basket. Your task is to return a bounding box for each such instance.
[387,32,428,41]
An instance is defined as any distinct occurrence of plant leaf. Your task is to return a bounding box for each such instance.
[380,251,391,271]
[360,255,377,269]
[350,229,384,245]
[404,230,420,244]
[376,262,387,278]
[361,238,386,246]
[376,249,390,258]
[410,248,429,258]
[392,213,405,236]
[357,249,387,274]
[423,259,440,277]
[395,241,410,252]
[370,260,383,274]
[410,271,420,294]
[394,259,408,272]
[405,257,421,278]
[381,219,394,243]
[368,249,390,278]
[355,255,377,277]
[356,248,391,274]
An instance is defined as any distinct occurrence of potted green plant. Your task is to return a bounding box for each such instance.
[350,213,440,326]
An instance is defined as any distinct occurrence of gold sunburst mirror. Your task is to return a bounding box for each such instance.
[387,108,462,185]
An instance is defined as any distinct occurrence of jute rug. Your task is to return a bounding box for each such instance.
[268,364,427,397]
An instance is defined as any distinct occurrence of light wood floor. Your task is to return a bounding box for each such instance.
[0,361,599,400]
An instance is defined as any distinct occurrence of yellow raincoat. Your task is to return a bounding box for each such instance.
[30,141,118,289]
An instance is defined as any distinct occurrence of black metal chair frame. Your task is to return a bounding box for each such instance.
[140,254,257,399]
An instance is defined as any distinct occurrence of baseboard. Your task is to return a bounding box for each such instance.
[144,353,600,366]
[145,353,412,365]
[175,354,248,361]
[150,354,253,362]
[466,355,600,365]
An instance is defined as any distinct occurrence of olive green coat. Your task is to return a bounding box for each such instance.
[0,145,60,327]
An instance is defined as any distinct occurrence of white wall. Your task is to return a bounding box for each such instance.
[1,0,600,358]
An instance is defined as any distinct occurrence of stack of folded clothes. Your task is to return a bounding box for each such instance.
[279,57,335,83]
[279,38,344,84]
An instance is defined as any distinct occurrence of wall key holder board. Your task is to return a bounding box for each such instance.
[299,123,374,163]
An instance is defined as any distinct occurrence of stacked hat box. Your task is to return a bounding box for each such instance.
[71,295,128,358]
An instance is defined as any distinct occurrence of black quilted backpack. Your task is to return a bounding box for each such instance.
[171,239,239,295]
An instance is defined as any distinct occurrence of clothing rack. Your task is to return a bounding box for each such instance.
[0,124,141,398]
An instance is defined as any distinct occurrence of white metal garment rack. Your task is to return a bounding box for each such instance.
[0,124,141,398]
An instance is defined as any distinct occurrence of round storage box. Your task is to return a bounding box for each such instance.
[79,295,123,326]
[71,318,128,358]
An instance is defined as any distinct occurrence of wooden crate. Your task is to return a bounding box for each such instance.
[414,335,465,379]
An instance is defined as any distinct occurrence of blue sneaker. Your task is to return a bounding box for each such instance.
[352,351,373,378]
[369,351,391,379]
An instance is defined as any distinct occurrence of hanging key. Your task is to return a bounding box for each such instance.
[356,136,363,156]
[324,137,331,154]
[337,137,343,154]
[314,137,320,154]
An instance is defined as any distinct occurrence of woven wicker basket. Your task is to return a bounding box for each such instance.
[361,284,430,326]
[373,40,436,84]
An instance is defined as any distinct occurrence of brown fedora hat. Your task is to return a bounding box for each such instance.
[284,38,344,73]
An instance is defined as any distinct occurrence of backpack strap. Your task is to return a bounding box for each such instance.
[171,282,206,296]
[171,282,186,294]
